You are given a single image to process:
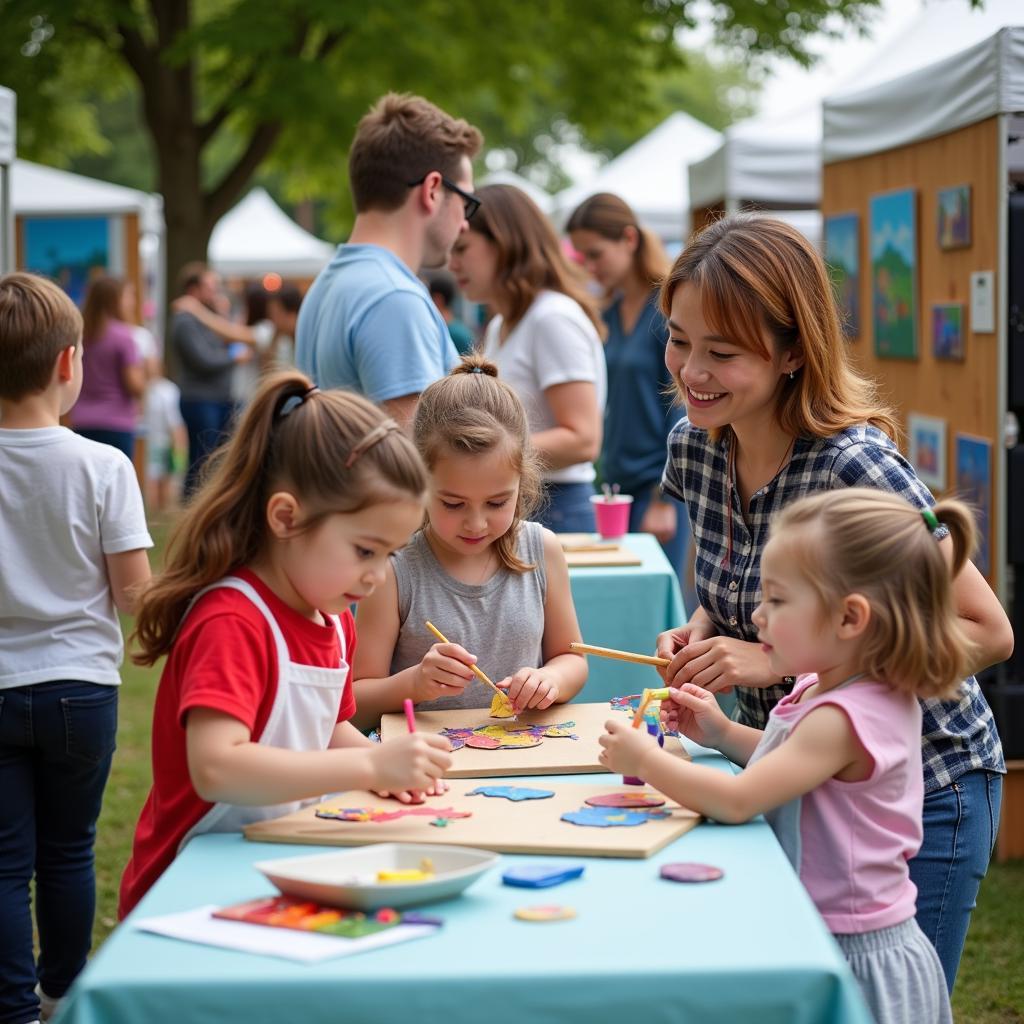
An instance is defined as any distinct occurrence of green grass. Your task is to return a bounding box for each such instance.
[90,519,1024,1021]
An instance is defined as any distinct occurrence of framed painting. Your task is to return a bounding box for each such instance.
[824,212,860,338]
[870,189,918,359]
[937,185,971,250]
[907,413,946,492]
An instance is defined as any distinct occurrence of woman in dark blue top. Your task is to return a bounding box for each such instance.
[568,193,693,606]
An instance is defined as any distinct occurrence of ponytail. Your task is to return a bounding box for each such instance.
[132,371,427,664]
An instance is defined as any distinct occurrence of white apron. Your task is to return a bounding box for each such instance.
[177,576,349,851]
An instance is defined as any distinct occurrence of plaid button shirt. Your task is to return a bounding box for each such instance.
[663,420,1004,794]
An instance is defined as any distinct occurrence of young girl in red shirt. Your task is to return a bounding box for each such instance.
[120,371,452,916]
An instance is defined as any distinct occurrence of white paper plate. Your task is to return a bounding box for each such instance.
[254,843,499,910]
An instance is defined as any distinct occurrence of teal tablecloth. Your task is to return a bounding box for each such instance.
[56,744,871,1024]
[568,533,686,702]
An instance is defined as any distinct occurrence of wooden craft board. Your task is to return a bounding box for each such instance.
[564,546,642,567]
[243,778,700,859]
[381,701,689,779]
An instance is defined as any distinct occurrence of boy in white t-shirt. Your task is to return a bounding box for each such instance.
[0,273,153,1024]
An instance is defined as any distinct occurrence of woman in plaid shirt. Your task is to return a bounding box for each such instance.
[655,216,1013,994]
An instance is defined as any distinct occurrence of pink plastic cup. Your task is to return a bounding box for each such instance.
[590,494,633,540]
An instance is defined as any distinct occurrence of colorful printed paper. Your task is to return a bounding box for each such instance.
[441,721,578,751]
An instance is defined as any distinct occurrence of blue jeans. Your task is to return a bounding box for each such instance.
[629,486,697,615]
[75,428,135,461]
[0,681,118,1024]
[539,481,596,533]
[180,398,235,498]
[909,769,1002,994]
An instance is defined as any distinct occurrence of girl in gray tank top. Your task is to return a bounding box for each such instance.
[352,355,588,724]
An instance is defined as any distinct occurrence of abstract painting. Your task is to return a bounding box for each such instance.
[932,303,965,361]
[870,189,918,359]
[937,185,971,249]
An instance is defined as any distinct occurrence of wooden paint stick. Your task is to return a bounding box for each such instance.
[424,621,516,716]
[569,642,671,669]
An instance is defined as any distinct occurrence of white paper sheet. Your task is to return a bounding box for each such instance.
[133,905,437,962]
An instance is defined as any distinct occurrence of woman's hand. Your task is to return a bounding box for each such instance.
[498,667,559,711]
[664,636,780,693]
[661,683,732,749]
[640,498,677,544]
[655,616,717,684]
[415,643,476,703]
[598,718,660,776]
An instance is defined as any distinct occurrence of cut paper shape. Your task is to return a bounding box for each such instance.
[489,692,516,718]
[441,721,578,752]
[315,805,472,824]
[467,785,556,802]
[561,806,671,828]
[660,862,724,883]
[514,904,576,922]
[584,792,666,809]
[609,694,678,737]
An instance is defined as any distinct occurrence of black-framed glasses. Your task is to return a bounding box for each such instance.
[407,174,481,221]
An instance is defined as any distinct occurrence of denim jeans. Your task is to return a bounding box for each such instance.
[539,481,597,533]
[909,769,1002,994]
[0,681,118,1024]
[75,428,135,461]
[180,398,235,498]
[628,486,697,615]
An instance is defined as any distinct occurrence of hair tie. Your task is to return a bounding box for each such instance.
[470,366,483,374]
[345,418,400,469]
[275,385,319,421]
[921,507,940,533]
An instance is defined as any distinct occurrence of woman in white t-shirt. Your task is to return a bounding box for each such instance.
[449,184,607,532]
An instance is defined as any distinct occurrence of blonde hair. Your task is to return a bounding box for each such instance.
[413,354,543,574]
[133,371,427,664]
[769,488,978,699]
[566,191,670,293]
[469,184,605,338]
[660,215,899,442]
[0,272,82,400]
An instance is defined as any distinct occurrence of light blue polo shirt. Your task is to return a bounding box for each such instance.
[296,244,458,402]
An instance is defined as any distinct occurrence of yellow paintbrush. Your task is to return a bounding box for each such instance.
[425,621,517,718]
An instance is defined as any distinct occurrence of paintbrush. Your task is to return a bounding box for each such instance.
[424,621,517,719]
[570,642,671,668]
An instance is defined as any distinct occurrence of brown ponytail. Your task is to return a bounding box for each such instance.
[132,371,427,664]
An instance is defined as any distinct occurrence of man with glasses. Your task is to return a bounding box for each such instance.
[297,93,483,427]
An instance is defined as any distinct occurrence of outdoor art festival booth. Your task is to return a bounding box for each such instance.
[819,9,1024,856]
[12,159,165,331]
[552,112,722,245]
[686,103,822,247]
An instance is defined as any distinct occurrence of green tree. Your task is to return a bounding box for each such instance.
[1,0,882,289]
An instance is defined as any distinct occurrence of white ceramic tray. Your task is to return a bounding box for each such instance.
[254,843,498,910]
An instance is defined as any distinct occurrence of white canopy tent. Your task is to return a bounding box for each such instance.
[209,188,335,278]
[688,104,821,212]
[479,169,554,214]
[823,0,1024,164]
[0,88,14,273]
[552,112,722,241]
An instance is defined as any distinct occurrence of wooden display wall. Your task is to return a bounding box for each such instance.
[822,116,1001,587]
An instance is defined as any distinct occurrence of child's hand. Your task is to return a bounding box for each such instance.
[661,683,731,749]
[416,643,476,702]
[368,733,452,794]
[498,667,558,711]
[373,776,449,805]
[598,718,660,776]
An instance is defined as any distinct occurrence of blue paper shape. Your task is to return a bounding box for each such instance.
[561,806,670,828]
[467,785,555,802]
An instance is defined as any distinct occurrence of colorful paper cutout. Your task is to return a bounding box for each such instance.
[467,785,556,801]
[315,805,472,824]
[212,896,433,938]
[442,721,578,752]
[489,692,516,718]
[560,806,671,828]
[514,904,576,922]
[584,792,666,809]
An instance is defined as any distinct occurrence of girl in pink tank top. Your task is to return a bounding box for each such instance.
[600,488,979,1024]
